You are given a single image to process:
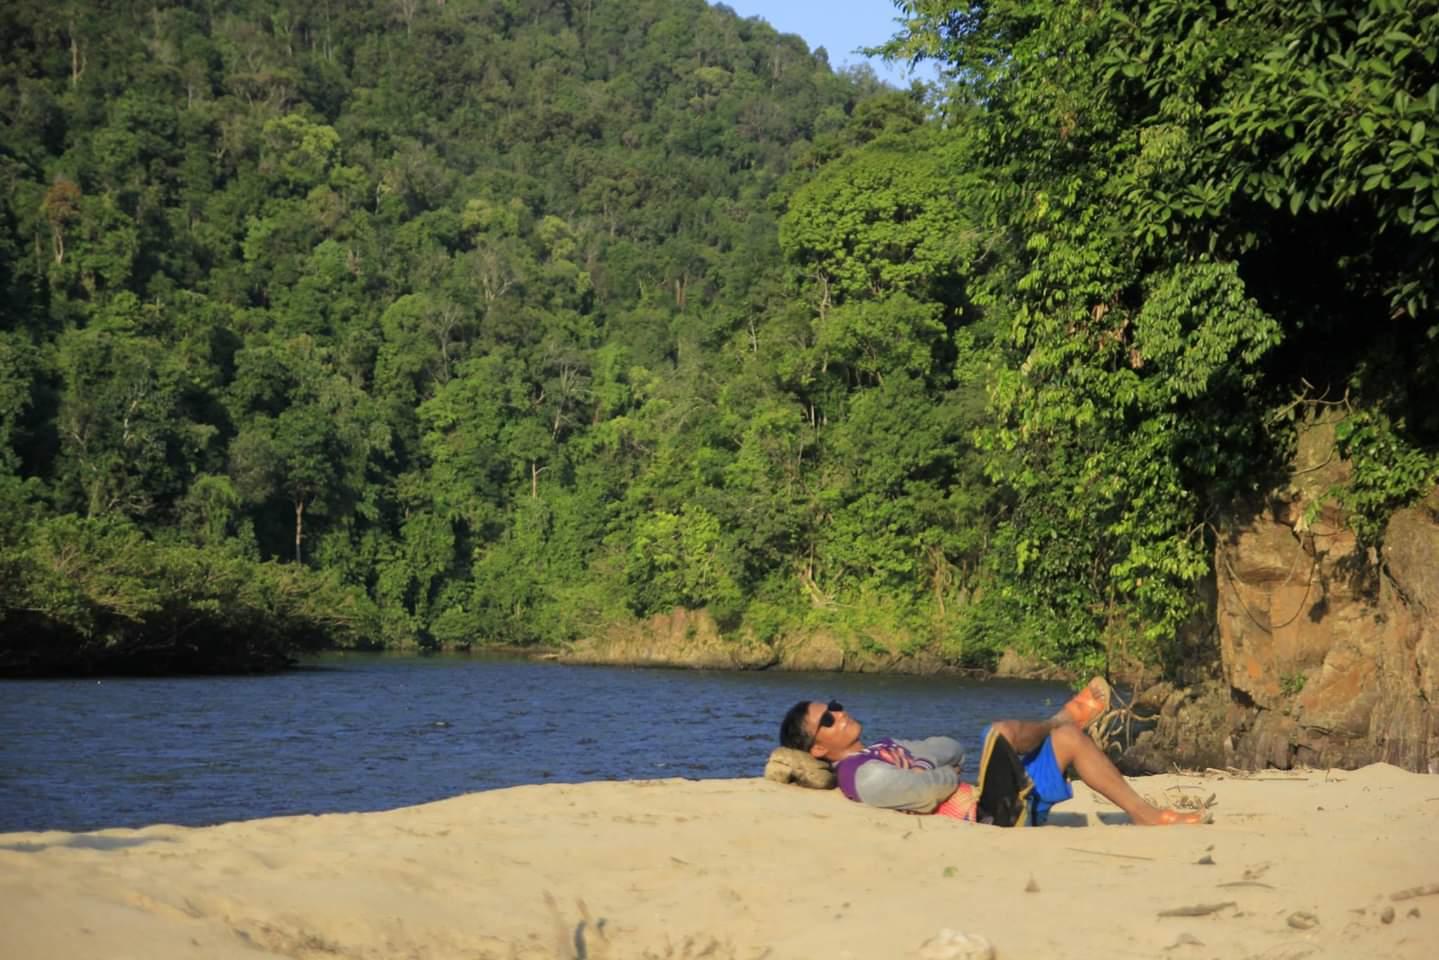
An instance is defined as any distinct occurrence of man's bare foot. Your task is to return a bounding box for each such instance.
[1131,807,1207,826]
[1053,676,1111,728]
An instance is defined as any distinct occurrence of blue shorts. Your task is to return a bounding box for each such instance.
[981,725,1073,826]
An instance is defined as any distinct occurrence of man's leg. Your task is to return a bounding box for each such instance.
[989,719,1056,754]
[1044,724,1203,825]
[989,674,1111,751]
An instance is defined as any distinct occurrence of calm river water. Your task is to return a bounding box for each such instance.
[0,654,1073,833]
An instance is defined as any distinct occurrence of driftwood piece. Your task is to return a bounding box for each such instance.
[1158,901,1236,918]
[1066,847,1155,862]
[1390,882,1439,902]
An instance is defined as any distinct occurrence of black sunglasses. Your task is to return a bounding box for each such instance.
[815,700,844,732]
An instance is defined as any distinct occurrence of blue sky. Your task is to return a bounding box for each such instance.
[715,1,929,87]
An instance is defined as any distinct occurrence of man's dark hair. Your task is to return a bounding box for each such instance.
[779,700,814,751]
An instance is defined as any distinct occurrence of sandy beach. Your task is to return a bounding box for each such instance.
[3,764,1437,960]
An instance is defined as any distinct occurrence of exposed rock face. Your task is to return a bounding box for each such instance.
[561,609,779,670]
[1113,682,1236,775]
[994,647,1069,680]
[1219,496,1437,772]
[1366,500,1439,770]
[774,630,847,672]
[1122,413,1438,773]
[1118,408,1438,774]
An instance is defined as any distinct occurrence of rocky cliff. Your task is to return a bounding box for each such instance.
[1123,413,1439,774]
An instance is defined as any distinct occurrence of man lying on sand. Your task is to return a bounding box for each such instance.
[779,679,1204,826]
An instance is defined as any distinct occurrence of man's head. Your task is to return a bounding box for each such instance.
[778,699,862,762]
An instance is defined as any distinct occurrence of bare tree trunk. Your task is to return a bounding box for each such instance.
[294,498,305,563]
[69,23,85,87]
[396,0,419,35]
[929,545,950,617]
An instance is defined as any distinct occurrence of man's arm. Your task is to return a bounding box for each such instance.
[850,759,960,813]
[899,736,965,772]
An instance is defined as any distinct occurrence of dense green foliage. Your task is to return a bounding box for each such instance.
[1,0,1435,675]
[883,0,1439,669]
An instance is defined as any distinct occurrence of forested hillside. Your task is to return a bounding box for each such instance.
[1,0,1435,676]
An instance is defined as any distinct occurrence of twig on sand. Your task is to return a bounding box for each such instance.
[1163,786,1217,810]
[1066,847,1155,862]
[1218,881,1276,890]
[1390,883,1439,902]
[1158,901,1236,918]
[1215,767,1311,781]
[1246,775,1311,782]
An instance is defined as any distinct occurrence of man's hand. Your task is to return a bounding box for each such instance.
[876,746,914,769]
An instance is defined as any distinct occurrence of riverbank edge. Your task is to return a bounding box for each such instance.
[0,636,1058,681]
[545,606,1073,680]
[0,608,1069,681]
